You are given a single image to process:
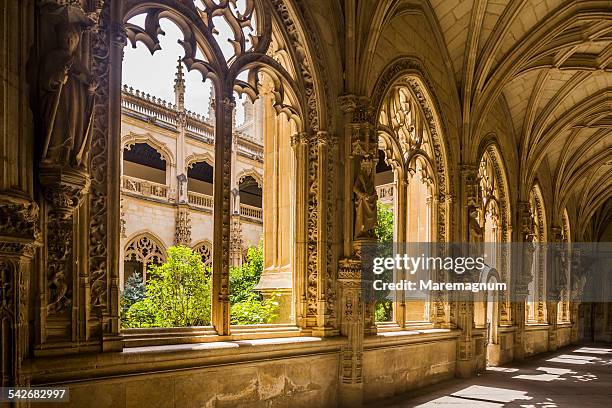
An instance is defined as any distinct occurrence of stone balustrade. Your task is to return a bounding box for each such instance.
[122,175,168,199]
[240,203,263,221]
[188,191,214,209]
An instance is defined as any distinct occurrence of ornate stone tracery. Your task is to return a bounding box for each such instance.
[193,240,213,267]
[124,233,166,279]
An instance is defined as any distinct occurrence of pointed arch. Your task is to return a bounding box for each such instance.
[236,169,264,188]
[122,132,175,167]
[185,152,214,169]
[476,136,512,243]
[371,57,455,243]
[192,240,213,268]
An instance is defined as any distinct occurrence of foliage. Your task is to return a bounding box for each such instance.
[121,271,146,317]
[375,202,394,321]
[123,245,211,328]
[230,242,279,325]
[375,201,394,247]
[122,243,279,328]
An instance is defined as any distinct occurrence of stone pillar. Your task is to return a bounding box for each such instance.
[174,58,187,203]
[254,81,293,323]
[0,200,39,387]
[338,256,366,408]
[547,299,559,351]
[174,205,191,246]
[338,94,377,336]
[455,165,480,377]
[0,0,38,386]
[547,226,564,351]
[230,132,238,214]
[313,130,338,335]
[292,132,308,328]
[211,90,234,335]
[229,216,243,267]
[513,200,536,360]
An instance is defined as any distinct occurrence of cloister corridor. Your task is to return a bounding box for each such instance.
[370,346,612,407]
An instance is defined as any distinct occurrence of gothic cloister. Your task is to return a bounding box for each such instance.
[0,0,610,407]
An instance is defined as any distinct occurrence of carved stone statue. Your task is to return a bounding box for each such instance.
[353,158,377,240]
[39,2,96,169]
[468,205,483,244]
[177,173,187,203]
[231,187,241,214]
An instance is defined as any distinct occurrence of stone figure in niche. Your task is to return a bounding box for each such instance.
[231,187,240,214]
[353,158,377,240]
[468,205,483,243]
[522,230,536,288]
[39,2,96,169]
[177,173,187,203]
[466,203,484,272]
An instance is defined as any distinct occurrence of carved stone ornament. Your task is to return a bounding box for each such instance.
[353,157,377,240]
[39,166,90,219]
[47,218,73,314]
[0,195,41,246]
[175,207,191,246]
[37,1,95,218]
[38,1,96,167]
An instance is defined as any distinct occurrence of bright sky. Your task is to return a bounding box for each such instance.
[122,15,246,123]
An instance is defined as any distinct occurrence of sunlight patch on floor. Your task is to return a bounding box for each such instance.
[512,367,575,382]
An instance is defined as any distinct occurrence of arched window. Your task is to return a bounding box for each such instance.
[374,148,395,322]
[192,240,213,268]
[478,153,500,268]
[376,79,450,326]
[122,142,168,199]
[123,233,166,284]
[187,161,214,208]
[474,144,511,340]
[239,175,263,209]
[115,0,312,333]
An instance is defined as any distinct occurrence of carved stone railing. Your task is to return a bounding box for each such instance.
[121,87,260,153]
[376,182,394,204]
[188,191,213,209]
[121,175,168,199]
[240,203,263,221]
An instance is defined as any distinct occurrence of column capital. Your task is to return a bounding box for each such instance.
[338,94,374,124]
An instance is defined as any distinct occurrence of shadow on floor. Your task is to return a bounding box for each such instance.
[367,344,612,407]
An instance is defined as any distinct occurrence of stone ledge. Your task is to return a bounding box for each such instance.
[525,324,550,331]
[24,337,345,386]
[122,324,300,347]
[364,328,461,350]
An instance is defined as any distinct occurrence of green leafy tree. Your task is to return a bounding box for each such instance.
[375,202,394,321]
[121,272,146,327]
[122,244,279,328]
[124,245,211,327]
[121,272,146,317]
[230,242,279,325]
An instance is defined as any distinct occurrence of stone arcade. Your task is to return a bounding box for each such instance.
[0,0,610,407]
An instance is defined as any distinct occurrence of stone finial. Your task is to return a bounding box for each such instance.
[174,57,186,110]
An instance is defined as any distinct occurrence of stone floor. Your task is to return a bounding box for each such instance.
[368,345,612,407]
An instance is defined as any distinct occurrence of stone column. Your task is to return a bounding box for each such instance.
[513,200,536,360]
[455,165,480,377]
[291,132,308,328]
[338,95,377,335]
[547,226,564,351]
[211,90,234,335]
[338,257,366,408]
[0,200,39,387]
[0,0,38,386]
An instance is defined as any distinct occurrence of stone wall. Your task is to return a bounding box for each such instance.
[362,334,458,403]
[524,327,549,357]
